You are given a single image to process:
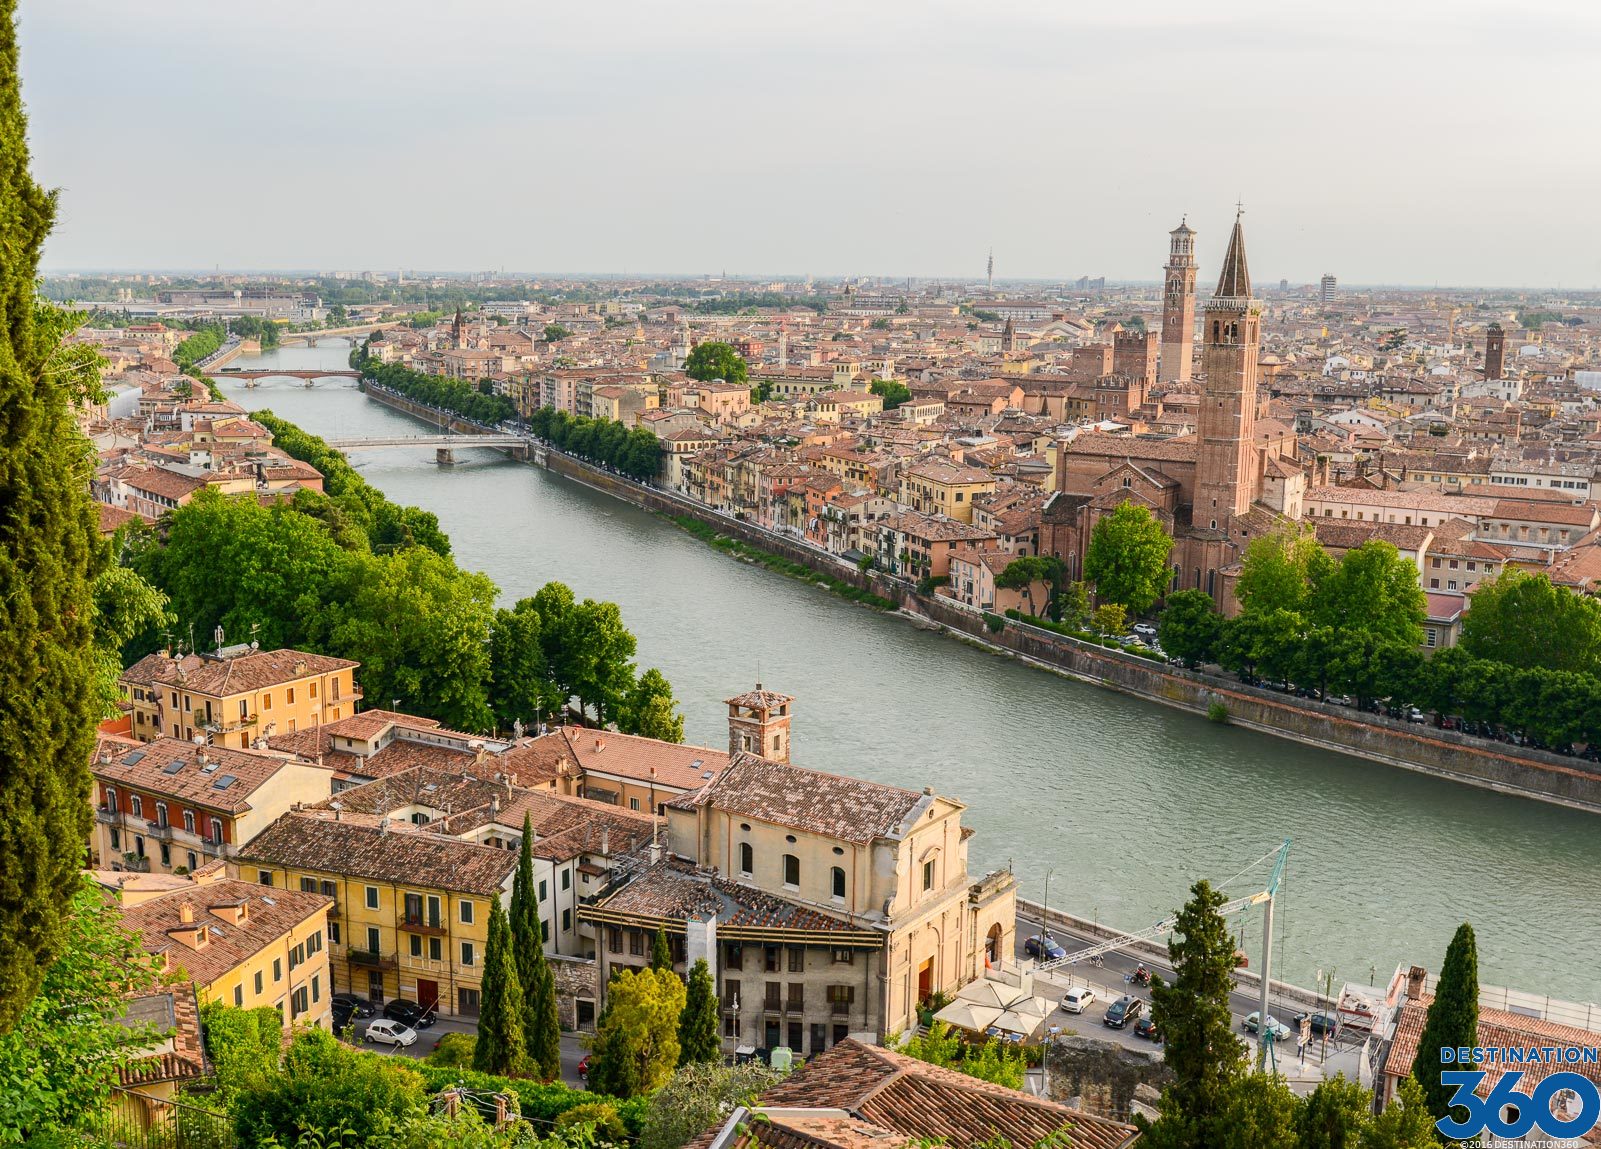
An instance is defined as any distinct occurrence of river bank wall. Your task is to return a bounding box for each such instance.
[355,387,1601,814]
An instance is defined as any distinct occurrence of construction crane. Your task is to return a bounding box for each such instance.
[1036,839,1292,1071]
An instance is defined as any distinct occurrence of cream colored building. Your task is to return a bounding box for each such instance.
[899,460,998,524]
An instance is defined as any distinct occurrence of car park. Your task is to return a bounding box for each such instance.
[382,999,436,1029]
[1024,934,1067,962]
[1103,996,1144,1029]
[363,1019,417,1048]
[1133,1016,1161,1041]
[1243,1012,1291,1042]
[1061,987,1097,1014]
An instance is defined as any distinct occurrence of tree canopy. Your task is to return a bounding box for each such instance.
[683,341,748,386]
[1157,589,1224,667]
[1411,922,1479,1125]
[1460,569,1601,674]
[586,967,686,1098]
[1083,502,1175,614]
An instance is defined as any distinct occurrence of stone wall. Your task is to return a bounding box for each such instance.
[550,952,599,1031]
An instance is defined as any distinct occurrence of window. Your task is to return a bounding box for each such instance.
[186,851,196,870]
[110,828,120,850]
[608,928,621,954]
[831,948,853,965]
[461,942,475,966]
[538,880,547,901]
[258,870,273,886]
[262,693,272,711]
[159,843,170,867]
[738,842,753,876]
[831,866,846,900]
[301,877,318,893]
[541,919,549,943]
[429,936,442,961]
[629,797,640,811]
[182,809,194,834]
[922,859,936,891]
[239,699,248,720]
[155,802,168,828]
[788,983,805,1009]
[365,886,379,910]
[460,900,474,925]
[310,681,318,699]
[253,971,263,995]
[131,795,143,818]
[105,786,118,812]
[311,974,320,1003]
[366,927,380,953]
[561,869,570,891]
[287,687,295,704]
[765,945,781,973]
[234,984,243,1007]
[782,854,800,887]
[329,922,341,945]
[1426,629,1438,648]
[410,934,422,958]
[272,958,282,983]
[209,818,223,845]
[291,986,308,1017]
[307,930,322,954]
[562,908,572,932]
[788,947,805,973]
[629,931,645,956]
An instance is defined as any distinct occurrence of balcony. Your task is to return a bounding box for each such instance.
[400,954,450,975]
[342,947,397,970]
[146,820,173,841]
[121,853,151,873]
[400,914,447,936]
[94,806,120,825]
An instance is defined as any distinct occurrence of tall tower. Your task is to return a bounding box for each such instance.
[1485,322,1506,380]
[987,249,994,292]
[1195,210,1261,528]
[726,684,793,763]
[1159,220,1198,383]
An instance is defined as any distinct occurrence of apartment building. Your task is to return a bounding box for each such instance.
[120,647,361,749]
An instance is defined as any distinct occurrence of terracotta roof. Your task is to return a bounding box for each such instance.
[540,727,730,792]
[116,985,208,1088]
[238,811,518,896]
[584,860,871,937]
[725,686,794,710]
[1385,997,1601,1102]
[120,648,357,698]
[119,878,330,989]
[750,1040,1139,1149]
[667,752,926,844]
[91,737,318,815]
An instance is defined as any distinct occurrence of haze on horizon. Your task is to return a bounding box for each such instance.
[20,0,1601,288]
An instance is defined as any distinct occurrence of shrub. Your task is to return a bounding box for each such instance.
[556,1101,628,1144]
[1208,701,1229,724]
[427,1032,477,1068]
[983,612,1005,634]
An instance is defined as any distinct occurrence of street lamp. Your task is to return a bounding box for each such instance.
[1042,867,1055,940]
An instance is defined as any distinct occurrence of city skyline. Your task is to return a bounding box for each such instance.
[21,0,1601,284]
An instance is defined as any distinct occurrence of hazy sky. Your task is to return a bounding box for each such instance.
[19,0,1601,285]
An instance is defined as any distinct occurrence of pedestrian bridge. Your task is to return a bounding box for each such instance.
[208,368,362,381]
[323,434,530,464]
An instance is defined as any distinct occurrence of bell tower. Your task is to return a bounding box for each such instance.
[725,684,793,763]
[1196,209,1261,527]
[1159,219,1197,383]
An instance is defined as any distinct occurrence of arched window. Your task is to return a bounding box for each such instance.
[209,817,223,845]
[183,810,195,833]
[783,854,800,887]
[831,866,846,899]
[738,842,753,876]
[155,801,168,828]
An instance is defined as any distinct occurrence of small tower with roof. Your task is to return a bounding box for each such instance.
[725,683,793,763]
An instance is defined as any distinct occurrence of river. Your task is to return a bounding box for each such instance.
[216,341,1601,1003]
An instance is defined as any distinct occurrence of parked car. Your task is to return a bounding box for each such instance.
[1294,1011,1340,1038]
[331,1001,358,1033]
[1406,708,1428,724]
[1103,996,1144,1029]
[1061,987,1097,1014]
[1024,934,1067,962]
[1243,1012,1292,1042]
[1133,1016,1162,1041]
[363,1019,418,1048]
[382,999,436,1029]
[1133,623,1159,639]
[332,993,376,1018]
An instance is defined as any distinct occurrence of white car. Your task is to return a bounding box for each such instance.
[1133,623,1159,638]
[363,1018,418,1048]
[1061,987,1097,1014]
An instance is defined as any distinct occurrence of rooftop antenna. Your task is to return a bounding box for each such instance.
[214,624,225,656]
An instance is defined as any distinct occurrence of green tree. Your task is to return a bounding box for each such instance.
[562,598,639,724]
[650,925,673,972]
[490,598,553,730]
[201,1002,286,1095]
[870,378,913,409]
[897,1021,1025,1090]
[0,7,104,1029]
[587,967,687,1097]
[620,667,685,743]
[1360,1075,1440,1149]
[1460,569,1601,674]
[1083,501,1174,614]
[1236,527,1329,617]
[677,959,721,1066]
[232,1027,427,1146]
[0,878,167,1142]
[511,813,561,1081]
[89,564,172,718]
[995,556,1058,617]
[683,341,748,386]
[1054,580,1091,629]
[1092,602,1128,636]
[1158,589,1225,667]
[1210,1073,1303,1149]
[1297,1074,1373,1149]
[1411,922,1478,1126]
[1306,541,1425,649]
[642,1062,780,1149]
[544,323,573,342]
[1144,880,1247,1145]
[473,899,529,1077]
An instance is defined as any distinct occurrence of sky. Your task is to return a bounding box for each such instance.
[18,0,1601,286]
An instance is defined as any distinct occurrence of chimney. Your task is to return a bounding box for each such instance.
[594,737,605,752]
[379,817,390,835]
[1406,964,1428,1000]
[179,902,194,924]
[601,828,610,856]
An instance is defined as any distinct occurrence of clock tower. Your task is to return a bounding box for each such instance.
[1159,219,1197,383]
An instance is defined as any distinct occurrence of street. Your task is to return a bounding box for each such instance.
[353,1015,591,1088]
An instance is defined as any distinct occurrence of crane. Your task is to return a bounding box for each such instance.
[1036,839,1292,1071]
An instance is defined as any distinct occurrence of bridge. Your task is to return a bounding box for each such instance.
[322,433,530,464]
[280,322,402,346]
[205,368,362,388]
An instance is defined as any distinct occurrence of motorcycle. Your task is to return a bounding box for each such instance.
[1131,966,1152,987]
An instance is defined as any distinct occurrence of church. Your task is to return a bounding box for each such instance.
[1040,213,1306,612]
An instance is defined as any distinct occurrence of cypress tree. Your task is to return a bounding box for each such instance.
[0,0,104,1033]
[677,958,721,1065]
[1144,880,1248,1146]
[1412,922,1479,1124]
[509,813,561,1080]
[650,924,673,972]
[473,899,528,1076]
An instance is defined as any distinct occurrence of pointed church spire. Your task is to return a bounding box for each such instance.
[1213,208,1251,300]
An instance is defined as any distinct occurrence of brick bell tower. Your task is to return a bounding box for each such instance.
[1159,218,1198,383]
[1196,209,1261,529]
[725,684,793,763]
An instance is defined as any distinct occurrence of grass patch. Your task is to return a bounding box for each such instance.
[667,515,895,610]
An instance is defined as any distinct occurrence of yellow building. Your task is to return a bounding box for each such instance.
[120,647,361,749]
[117,876,333,1032]
[239,810,516,1018]
[899,459,997,524]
